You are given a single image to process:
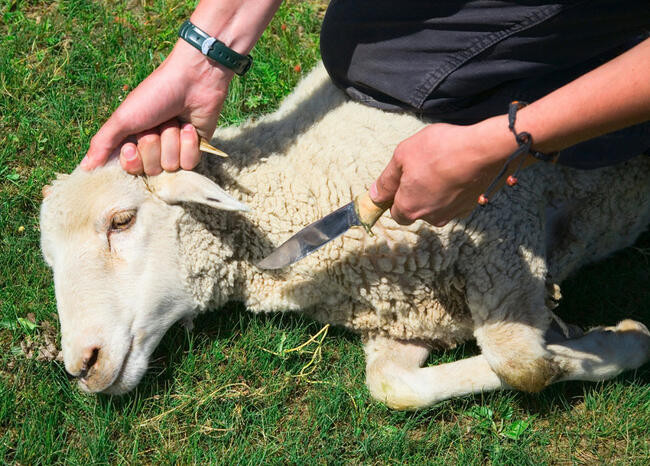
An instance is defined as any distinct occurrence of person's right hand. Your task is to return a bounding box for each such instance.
[81,39,234,175]
[370,118,520,227]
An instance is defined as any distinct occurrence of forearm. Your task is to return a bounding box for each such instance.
[477,38,650,160]
[371,39,649,226]
[82,0,283,172]
[190,0,283,55]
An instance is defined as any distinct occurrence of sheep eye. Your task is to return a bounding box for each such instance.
[109,210,136,232]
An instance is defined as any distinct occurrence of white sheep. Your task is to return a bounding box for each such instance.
[40,63,650,408]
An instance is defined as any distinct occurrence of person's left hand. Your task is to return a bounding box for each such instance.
[369,118,518,227]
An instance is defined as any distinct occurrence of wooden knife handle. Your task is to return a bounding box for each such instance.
[199,138,229,158]
[354,191,392,234]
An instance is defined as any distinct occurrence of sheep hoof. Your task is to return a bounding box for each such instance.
[600,319,650,366]
[612,319,650,335]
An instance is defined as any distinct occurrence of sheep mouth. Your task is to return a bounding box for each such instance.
[78,336,134,395]
[102,337,136,395]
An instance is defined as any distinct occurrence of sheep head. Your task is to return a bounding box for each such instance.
[40,159,248,394]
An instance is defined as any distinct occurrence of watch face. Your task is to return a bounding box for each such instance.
[201,37,217,55]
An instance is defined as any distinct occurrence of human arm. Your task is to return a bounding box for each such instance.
[81,0,283,175]
[371,37,650,226]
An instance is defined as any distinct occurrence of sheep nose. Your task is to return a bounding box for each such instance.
[78,346,100,380]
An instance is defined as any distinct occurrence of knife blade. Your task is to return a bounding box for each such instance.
[257,191,390,269]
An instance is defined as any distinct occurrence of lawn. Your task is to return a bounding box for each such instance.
[1,0,649,463]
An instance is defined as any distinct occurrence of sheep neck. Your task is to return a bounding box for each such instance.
[174,159,316,314]
[173,153,482,347]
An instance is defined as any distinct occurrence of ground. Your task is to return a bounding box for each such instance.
[1,0,649,463]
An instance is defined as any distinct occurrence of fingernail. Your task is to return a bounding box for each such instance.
[182,123,194,133]
[80,156,90,169]
[122,144,137,161]
[369,181,378,200]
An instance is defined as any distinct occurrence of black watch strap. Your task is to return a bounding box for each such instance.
[178,20,252,76]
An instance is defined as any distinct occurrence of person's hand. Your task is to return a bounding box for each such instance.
[81,40,234,175]
[370,118,521,227]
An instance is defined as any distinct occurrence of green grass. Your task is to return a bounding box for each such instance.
[1,0,649,463]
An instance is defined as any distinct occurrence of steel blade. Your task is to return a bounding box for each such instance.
[257,201,361,269]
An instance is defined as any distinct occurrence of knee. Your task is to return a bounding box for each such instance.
[475,322,561,393]
[319,3,350,88]
[363,336,431,409]
[365,360,422,410]
[495,356,562,393]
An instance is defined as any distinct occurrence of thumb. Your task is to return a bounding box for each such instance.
[81,70,183,170]
[81,113,133,170]
[370,157,402,205]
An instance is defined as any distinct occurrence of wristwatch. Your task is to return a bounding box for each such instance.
[178,20,253,76]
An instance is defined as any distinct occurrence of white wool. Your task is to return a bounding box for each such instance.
[169,63,650,347]
[40,62,650,398]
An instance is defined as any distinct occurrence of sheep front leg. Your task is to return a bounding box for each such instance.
[364,336,506,410]
[548,319,650,383]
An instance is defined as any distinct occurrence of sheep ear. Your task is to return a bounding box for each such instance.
[147,170,249,212]
[42,173,70,199]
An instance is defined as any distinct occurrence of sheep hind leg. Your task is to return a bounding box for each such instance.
[547,319,650,383]
[476,316,650,393]
[364,335,506,410]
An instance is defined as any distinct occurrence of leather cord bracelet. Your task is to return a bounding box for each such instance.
[178,20,253,76]
[478,101,559,206]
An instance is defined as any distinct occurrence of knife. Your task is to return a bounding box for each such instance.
[257,191,391,269]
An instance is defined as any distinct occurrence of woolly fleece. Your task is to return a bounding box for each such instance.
[169,63,650,348]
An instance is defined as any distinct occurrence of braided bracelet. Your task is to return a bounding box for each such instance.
[478,101,559,206]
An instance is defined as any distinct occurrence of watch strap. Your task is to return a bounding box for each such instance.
[178,20,252,76]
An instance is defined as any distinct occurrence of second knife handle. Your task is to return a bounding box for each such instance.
[354,191,392,234]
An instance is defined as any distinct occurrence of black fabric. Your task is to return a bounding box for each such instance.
[320,0,650,169]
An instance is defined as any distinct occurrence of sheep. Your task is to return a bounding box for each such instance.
[40,63,650,408]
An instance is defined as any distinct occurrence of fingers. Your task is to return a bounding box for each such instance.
[117,121,200,175]
[408,200,475,228]
[81,43,230,172]
[180,123,201,170]
[427,216,450,228]
[371,156,402,206]
[372,150,418,225]
[390,189,418,226]
[119,130,163,176]
[81,66,190,171]
[137,130,163,175]
[119,143,143,174]
[82,113,132,170]
[160,121,181,171]
[82,77,172,171]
